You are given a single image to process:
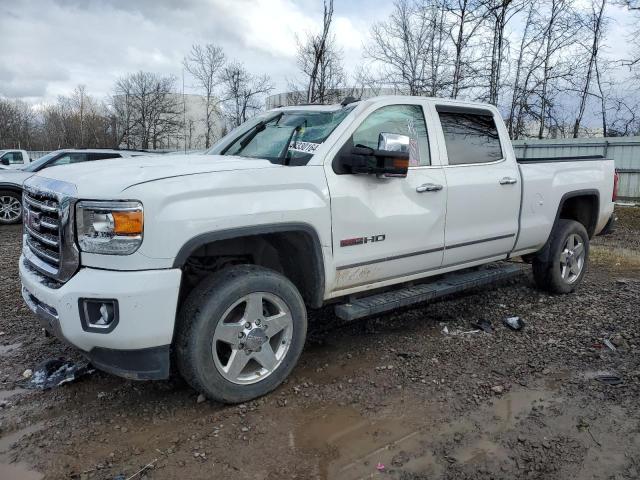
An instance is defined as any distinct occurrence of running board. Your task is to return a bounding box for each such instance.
[334,263,523,321]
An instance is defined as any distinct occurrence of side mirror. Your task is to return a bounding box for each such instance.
[378,132,410,153]
[339,133,410,177]
[0,158,9,166]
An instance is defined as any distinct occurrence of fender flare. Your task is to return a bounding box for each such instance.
[0,183,23,194]
[172,222,326,308]
[536,189,600,262]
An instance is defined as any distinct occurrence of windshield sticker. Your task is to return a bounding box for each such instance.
[288,141,321,154]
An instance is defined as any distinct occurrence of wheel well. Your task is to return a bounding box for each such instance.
[177,230,324,310]
[0,185,23,196]
[557,193,599,238]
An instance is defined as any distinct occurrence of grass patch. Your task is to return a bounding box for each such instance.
[590,245,640,272]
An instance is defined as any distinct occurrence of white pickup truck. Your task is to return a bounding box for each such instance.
[19,96,615,403]
[0,149,31,169]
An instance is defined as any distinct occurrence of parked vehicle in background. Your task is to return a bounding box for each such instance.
[18,96,616,404]
[0,149,155,225]
[0,149,31,170]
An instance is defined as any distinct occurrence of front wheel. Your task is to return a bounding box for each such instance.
[176,265,307,404]
[532,219,589,294]
[0,190,23,225]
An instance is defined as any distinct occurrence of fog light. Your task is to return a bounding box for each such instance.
[79,299,119,333]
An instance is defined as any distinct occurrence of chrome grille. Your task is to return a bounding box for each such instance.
[22,178,79,284]
[24,190,61,267]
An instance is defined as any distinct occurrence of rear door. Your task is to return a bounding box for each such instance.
[433,104,520,266]
[324,100,447,292]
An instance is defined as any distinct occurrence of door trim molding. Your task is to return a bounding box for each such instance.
[335,233,516,271]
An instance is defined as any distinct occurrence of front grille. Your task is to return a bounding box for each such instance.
[24,190,61,269]
[22,178,79,284]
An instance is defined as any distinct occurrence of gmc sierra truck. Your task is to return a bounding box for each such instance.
[19,96,615,403]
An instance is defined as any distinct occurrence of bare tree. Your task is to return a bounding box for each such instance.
[365,0,449,96]
[446,0,491,99]
[572,0,607,137]
[112,71,182,149]
[305,0,334,103]
[536,0,580,138]
[183,43,226,148]
[487,0,525,105]
[297,34,345,104]
[219,63,274,127]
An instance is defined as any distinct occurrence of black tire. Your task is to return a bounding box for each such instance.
[532,219,589,294]
[0,190,23,225]
[175,265,307,404]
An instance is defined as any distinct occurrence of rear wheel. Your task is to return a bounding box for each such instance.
[176,265,307,404]
[0,191,22,225]
[532,219,589,294]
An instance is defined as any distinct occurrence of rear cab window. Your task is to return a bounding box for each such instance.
[437,106,503,165]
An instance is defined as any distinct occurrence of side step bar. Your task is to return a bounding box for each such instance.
[334,263,523,321]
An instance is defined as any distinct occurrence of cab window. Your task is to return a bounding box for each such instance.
[1,151,24,164]
[438,111,503,165]
[351,105,431,167]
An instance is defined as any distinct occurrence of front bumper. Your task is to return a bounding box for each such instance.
[20,256,182,380]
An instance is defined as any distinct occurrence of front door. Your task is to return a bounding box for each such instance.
[324,102,447,292]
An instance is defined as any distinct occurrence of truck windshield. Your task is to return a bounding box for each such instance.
[22,151,60,172]
[217,107,354,165]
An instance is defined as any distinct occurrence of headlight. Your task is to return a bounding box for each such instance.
[76,201,143,255]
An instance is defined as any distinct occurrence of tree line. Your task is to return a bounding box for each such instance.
[1,0,640,151]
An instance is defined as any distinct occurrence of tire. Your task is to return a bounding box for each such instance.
[532,219,589,294]
[175,265,307,404]
[0,190,23,225]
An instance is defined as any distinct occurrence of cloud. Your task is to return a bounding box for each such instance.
[0,0,366,102]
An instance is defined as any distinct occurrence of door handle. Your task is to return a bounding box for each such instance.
[499,177,518,185]
[416,183,443,193]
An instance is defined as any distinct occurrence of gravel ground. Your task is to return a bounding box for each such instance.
[1,207,639,480]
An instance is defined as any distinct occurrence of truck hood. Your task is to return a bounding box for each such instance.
[33,154,280,195]
[0,169,34,185]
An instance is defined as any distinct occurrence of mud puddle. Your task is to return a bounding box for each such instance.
[277,387,555,479]
[0,422,46,480]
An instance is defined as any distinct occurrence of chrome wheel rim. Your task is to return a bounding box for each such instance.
[0,196,21,222]
[559,233,585,284]
[212,292,293,385]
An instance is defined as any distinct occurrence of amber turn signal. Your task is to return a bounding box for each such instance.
[112,210,143,235]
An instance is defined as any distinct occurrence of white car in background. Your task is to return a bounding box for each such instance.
[0,149,156,225]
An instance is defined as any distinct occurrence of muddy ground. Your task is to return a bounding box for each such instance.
[1,207,639,480]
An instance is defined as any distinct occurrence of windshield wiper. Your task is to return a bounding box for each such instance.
[280,120,307,166]
[223,112,284,155]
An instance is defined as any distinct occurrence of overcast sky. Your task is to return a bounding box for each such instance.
[0,0,636,104]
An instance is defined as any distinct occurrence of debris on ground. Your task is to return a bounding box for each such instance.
[25,358,94,390]
[503,316,525,331]
[603,339,617,351]
[594,374,624,386]
[22,368,33,379]
[470,319,493,333]
[491,385,505,394]
[376,462,385,472]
